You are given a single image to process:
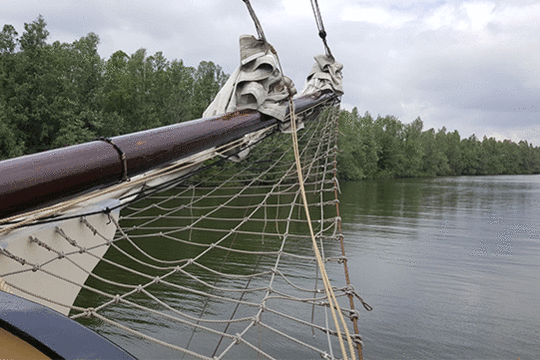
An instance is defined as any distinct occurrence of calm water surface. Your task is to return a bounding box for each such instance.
[341,175,540,360]
[83,175,540,359]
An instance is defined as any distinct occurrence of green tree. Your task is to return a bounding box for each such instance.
[420,128,449,176]
[517,140,540,174]
[461,134,487,175]
[402,117,424,177]
[0,24,24,158]
[374,115,406,178]
[190,61,228,118]
[19,15,49,51]
[0,24,18,54]
[445,130,463,175]
[337,109,379,180]
[481,136,504,175]
[8,15,59,153]
[164,59,196,124]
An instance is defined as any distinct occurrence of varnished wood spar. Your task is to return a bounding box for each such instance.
[0,92,335,219]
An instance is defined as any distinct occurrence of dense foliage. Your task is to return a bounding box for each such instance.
[0,16,227,159]
[337,108,540,180]
[2,17,539,180]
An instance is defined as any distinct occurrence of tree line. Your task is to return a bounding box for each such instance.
[337,108,540,180]
[0,16,227,159]
[2,17,539,180]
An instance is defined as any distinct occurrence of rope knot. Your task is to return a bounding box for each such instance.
[252,313,261,325]
[81,217,98,235]
[320,352,332,360]
[352,333,364,347]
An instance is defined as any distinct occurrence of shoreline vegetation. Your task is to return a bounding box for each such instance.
[337,108,540,180]
[2,17,540,180]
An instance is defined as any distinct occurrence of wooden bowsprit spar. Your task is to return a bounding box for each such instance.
[0,91,335,221]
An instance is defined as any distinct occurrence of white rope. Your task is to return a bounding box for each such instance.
[289,100,355,360]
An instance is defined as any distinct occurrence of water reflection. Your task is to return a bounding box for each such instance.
[73,180,348,359]
[342,175,540,359]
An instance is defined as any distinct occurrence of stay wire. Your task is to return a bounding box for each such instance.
[242,0,267,42]
[310,0,334,59]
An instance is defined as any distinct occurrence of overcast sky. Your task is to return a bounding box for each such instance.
[2,1,539,145]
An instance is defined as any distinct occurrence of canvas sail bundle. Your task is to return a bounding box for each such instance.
[204,35,296,122]
[301,54,344,96]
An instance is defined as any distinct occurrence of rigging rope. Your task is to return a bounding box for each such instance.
[310,0,334,59]
[242,0,267,42]
[239,1,353,354]
[289,100,354,360]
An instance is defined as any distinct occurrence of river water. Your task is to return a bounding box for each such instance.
[79,174,540,359]
[341,175,540,359]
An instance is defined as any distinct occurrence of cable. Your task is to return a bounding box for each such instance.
[242,0,267,42]
[310,0,334,59]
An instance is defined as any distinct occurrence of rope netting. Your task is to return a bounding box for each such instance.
[0,104,368,359]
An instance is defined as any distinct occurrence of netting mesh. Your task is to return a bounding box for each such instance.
[0,105,365,359]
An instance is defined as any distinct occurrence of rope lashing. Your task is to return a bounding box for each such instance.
[310,0,334,59]
[95,137,129,182]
